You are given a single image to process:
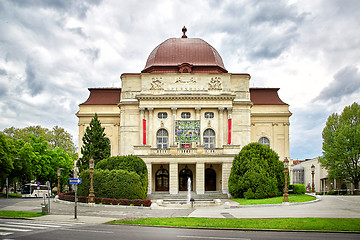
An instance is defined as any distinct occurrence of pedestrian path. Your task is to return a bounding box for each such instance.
[0,219,84,238]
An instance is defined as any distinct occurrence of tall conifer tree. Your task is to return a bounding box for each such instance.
[79,113,110,171]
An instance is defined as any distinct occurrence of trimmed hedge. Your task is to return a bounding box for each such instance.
[228,143,285,199]
[289,184,306,194]
[78,169,146,199]
[58,191,151,207]
[95,155,148,197]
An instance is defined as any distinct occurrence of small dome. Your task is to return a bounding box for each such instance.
[142,37,227,73]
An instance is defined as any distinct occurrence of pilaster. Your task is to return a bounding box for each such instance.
[169,163,178,194]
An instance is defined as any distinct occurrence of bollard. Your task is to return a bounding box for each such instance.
[41,204,48,214]
[190,198,195,208]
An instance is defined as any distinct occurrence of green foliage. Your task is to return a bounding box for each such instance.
[2,125,77,160]
[290,184,306,194]
[0,133,14,187]
[228,142,285,199]
[320,102,360,191]
[79,113,110,171]
[0,126,75,189]
[78,169,146,199]
[96,155,148,192]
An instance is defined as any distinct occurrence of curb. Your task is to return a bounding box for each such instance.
[231,194,320,208]
[111,223,360,234]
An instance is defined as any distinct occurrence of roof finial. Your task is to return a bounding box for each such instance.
[182,26,187,38]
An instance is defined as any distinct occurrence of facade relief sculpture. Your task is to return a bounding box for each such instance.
[208,77,222,90]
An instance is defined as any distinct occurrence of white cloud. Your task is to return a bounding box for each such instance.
[0,0,359,159]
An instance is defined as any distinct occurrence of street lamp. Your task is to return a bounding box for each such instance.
[88,158,95,203]
[311,164,315,193]
[57,168,63,195]
[283,157,289,202]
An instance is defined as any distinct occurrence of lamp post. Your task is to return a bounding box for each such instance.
[311,164,315,193]
[88,158,95,203]
[57,168,63,195]
[283,157,289,202]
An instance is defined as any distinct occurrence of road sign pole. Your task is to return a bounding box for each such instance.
[74,170,78,219]
[46,181,51,213]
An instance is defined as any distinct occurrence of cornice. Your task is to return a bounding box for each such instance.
[136,94,236,101]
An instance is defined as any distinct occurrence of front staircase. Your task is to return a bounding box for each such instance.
[149,191,228,200]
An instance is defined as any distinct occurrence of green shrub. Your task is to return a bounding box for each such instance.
[327,190,336,195]
[78,169,147,199]
[96,155,148,194]
[228,143,285,199]
[290,184,306,194]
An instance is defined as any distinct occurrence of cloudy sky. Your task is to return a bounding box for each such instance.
[0,0,359,160]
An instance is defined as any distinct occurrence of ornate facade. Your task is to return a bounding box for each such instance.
[77,28,292,196]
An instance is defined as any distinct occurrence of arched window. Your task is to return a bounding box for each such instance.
[203,129,215,148]
[156,129,169,148]
[258,137,270,147]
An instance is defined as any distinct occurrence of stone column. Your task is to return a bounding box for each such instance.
[195,107,201,120]
[196,162,205,194]
[146,163,152,194]
[148,108,154,147]
[171,108,177,146]
[222,162,232,194]
[139,108,145,145]
[218,107,224,148]
[169,163,178,194]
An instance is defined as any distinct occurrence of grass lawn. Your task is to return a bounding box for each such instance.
[0,192,22,198]
[110,217,360,232]
[0,211,45,218]
[232,194,316,205]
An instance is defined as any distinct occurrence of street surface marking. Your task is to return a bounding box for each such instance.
[0,223,46,229]
[0,226,32,232]
[177,236,251,240]
[0,232,12,236]
[63,228,114,234]
[5,221,61,228]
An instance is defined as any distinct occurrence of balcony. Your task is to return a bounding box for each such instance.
[133,144,240,156]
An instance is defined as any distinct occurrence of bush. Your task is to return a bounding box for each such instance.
[96,155,148,196]
[228,143,285,199]
[290,184,306,194]
[78,169,147,199]
[327,190,337,195]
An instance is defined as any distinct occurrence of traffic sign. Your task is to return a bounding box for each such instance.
[69,179,81,184]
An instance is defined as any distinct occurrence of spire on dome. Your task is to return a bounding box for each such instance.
[182,26,187,38]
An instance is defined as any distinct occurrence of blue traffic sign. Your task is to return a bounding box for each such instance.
[69,179,81,184]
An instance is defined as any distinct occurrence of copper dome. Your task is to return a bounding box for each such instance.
[142,37,227,73]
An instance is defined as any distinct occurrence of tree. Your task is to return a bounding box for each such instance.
[2,125,77,160]
[320,102,360,194]
[228,143,285,199]
[0,133,14,189]
[78,113,110,171]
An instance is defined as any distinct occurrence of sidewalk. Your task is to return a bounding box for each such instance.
[1,195,360,224]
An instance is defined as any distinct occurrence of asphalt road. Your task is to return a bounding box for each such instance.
[2,220,359,240]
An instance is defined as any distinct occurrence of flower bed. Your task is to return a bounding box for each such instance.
[58,191,151,207]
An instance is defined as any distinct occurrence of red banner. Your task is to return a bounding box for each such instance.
[227,119,232,144]
[143,119,146,145]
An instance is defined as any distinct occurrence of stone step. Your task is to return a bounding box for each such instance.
[148,191,229,200]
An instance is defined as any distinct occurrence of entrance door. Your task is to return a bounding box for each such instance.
[179,167,193,191]
[155,167,169,191]
[205,167,216,191]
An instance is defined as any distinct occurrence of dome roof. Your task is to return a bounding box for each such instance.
[142,30,227,73]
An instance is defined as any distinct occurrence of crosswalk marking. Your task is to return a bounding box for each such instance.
[0,231,12,236]
[0,220,83,237]
[0,223,47,229]
[0,226,32,232]
[5,221,61,228]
